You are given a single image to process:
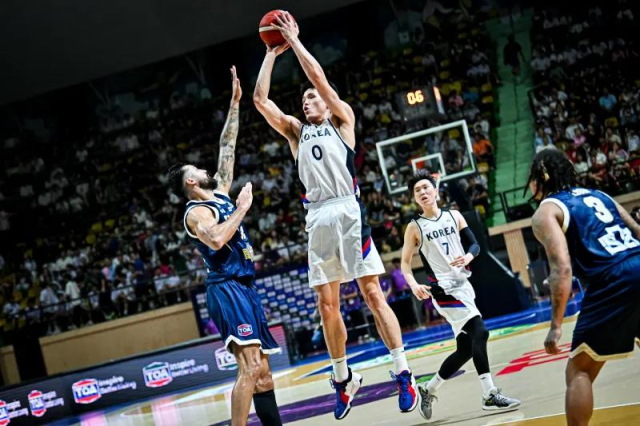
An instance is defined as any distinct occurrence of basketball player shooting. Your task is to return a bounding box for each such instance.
[253,11,420,419]
[167,67,282,426]
[529,149,640,426]
[401,169,520,421]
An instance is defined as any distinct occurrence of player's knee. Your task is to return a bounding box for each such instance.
[255,370,274,393]
[318,299,338,319]
[361,286,386,313]
[240,359,262,382]
[475,326,489,343]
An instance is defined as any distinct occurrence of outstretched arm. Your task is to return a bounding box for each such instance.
[214,66,241,194]
[273,12,355,129]
[253,44,302,157]
[401,222,431,300]
[531,202,573,354]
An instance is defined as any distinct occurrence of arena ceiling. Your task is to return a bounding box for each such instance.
[0,0,365,106]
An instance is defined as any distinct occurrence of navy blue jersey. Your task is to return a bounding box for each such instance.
[183,192,255,284]
[542,188,640,285]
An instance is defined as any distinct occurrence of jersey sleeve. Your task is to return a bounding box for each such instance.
[184,203,220,239]
[540,197,571,233]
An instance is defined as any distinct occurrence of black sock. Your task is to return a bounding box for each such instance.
[253,389,282,426]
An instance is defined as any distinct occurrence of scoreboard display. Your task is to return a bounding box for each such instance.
[395,85,445,120]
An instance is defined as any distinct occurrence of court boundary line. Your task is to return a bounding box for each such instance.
[490,401,640,425]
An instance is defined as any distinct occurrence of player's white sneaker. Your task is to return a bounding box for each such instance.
[482,388,520,411]
[418,384,438,420]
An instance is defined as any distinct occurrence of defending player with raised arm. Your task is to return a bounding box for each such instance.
[401,169,520,421]
[168,67,282,426]
[528,149,640,426]
[254,12,421,420]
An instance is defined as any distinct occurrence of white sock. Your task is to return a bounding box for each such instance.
[390,347,410,374]
[479,373,497,397]
[425,373,446,394]
[331,356,349,382]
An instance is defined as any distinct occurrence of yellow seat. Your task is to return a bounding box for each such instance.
[86,234,97,245]
[458,33,468,40]
[13,291,23,303]
[413,66,425,74]
[358,93,369,102]
[177,142,188,150]
[105,219,116,229]
[413,56,423,64]
[90,222,103,233]
[440,59,450,68]
[373,78,383,87]
[449,81,463,93]
[358,82,370,90]
[440,84,451,96]
[403,47,413,56]
[439,71,450,80]
[475,204,486,216]
[28,287,40,299]
[481,83,493,93]
[481,96,494,104]
[471,28,480,36]
[478,162,490,173]
[604,117,619,128]
[448,129,461,139]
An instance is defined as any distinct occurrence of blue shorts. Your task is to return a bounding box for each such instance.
[207,279,281,355]
[571,256,640,361]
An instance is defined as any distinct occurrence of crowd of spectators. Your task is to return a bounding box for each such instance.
[0,2,498,343]
[529,3,640,193]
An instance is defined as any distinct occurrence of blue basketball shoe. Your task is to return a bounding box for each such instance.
[330,368,363,420]
[391,370,420,412]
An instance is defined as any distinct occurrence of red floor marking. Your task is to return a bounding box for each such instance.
[497,343,571,376]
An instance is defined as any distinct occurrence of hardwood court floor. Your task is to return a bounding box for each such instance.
[65,317,639,425]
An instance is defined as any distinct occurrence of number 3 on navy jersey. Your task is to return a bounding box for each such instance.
[583,196,640,254]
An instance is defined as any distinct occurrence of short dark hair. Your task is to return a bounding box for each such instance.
[525,149,577,200]
[167,162,188,195]
[300,81,339,97]
[408,169,437,193]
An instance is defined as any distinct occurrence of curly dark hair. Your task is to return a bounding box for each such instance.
[408,169,438,193]
[167,162,188,195]
[525,149,577,200]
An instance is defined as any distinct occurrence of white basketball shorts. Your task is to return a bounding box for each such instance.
[431,279,482,336]
[304,195,385,287]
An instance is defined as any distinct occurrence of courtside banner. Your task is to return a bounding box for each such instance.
[0,323,289,425]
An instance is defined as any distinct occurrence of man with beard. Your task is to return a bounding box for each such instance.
[167,67,282,426]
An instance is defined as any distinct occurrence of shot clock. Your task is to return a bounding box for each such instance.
[395,85,445,120]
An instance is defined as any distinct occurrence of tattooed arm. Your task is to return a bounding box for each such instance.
[531,202,573,355]
[214,66,242,194]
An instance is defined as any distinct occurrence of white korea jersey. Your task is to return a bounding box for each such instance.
[414,210,472,282]
[297,119,358,206]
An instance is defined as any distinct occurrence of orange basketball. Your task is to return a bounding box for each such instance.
[259,10,295,47]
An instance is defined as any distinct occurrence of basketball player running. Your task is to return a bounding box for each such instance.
[168,67,282,426]
[253,12,419,419]
[529,149,640,426]
[401,170,521,420]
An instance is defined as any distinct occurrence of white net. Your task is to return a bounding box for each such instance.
[375,120,477,195]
